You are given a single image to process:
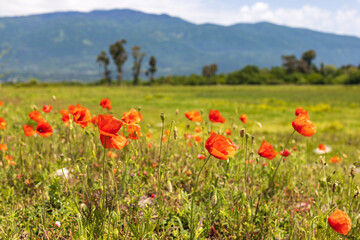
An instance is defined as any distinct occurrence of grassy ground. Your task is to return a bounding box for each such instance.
[0,85,359,239]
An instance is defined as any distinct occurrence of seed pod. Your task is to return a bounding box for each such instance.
[240,128,245,138]
[160,113,165,121]
[173,126,178,140]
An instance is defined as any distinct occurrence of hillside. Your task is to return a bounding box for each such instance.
[0,9,360,81]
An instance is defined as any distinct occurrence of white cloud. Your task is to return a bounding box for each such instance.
[0,0,360,37]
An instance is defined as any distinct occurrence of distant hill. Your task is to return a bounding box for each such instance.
[0,9,360,82]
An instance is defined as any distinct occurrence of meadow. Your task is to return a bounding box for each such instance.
[0,85,359,239]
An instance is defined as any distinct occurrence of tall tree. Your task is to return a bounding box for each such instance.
[282,55,298,74]
[109,39,127,86]
[146,56,157,85]
[131,46,146,86]
[202,63,218,84]
[96,50,111,86]
[301,50,316,67]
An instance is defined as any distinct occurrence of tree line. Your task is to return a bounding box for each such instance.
[96,39,157,86]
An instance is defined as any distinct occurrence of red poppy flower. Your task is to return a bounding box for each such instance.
[127,123,141,140]
[148,142,153,148]
[147,132,152,139]
[329,156,341,163]
[280,149,291,157]
[197,154,206,160]
[164,130,170,136]
[195,135,202,143]
[42,105,53,113]
[240,114,248,124]
[328,209,351,235]
[184,110,202,122]
[258,140,277,160]
[92,115,98,125]
[36,121,53,137]
[107,151,118,158]
[225,129,232,135]
[100,98,112,111]
[292,113,316,137]
[319,144,326,151]
[121,108,143,124]
[23,124,36,136]
[205,131,237,160]
[209,110,226,123]
[0,101,3,106]
[162,136,167,142]
[59,110,70,125]
[29,111,43,122]
[72,105,92,128]
[194,126,202,133]
[185,133,193,140]
[0,144,8,151]
[98,114,128,149]
[295,107,308,116]
[0,117,6,130]
[5,155,13,161]
[68,104,81,115]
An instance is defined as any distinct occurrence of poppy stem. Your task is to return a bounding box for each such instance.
[190,155,211,240]
[102,136,107,215]
[156,114,165,219]
[268,130,296,193]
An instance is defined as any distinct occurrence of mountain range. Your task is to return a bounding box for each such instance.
[0,9,360,82]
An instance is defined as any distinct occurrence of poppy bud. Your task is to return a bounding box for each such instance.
[175,109,179,115]
[350,166,355,178]
[160,113,165,122]
[32,105,37,110]
[138,106,142,112]
[332,182,338,193]
[173,126,178,140]
[245,133,250,139]
[240,128,245,138]
[53,95,56,101]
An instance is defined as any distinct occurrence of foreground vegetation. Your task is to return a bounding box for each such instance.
[0,85,359,239]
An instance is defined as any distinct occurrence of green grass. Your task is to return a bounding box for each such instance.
[0,85,359,239]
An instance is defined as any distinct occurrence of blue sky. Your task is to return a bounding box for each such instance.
[1,0,360,36]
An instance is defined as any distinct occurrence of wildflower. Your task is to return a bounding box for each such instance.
[36,121,53,137]
[197,154,206,160]
[295,107,308,116]
[150,194,156,199]
[258,140,277,160]
[209,109,226,123]
[0,144,8,151]
[162,136,167,142]
[225,129,232,135]
[100,98,112,111]
[194,135,202,143]
[0,117,6,130]
[127,124,141,140]
[55,168,69,178]
[72,105,92,128]
[186,170,191,175]
[292,113,316,137]
[148,142,153,148]
[185,133,193,140]
[122,108,143,124]
[147,132,152,139]
[262,162,268,167]
[329,156,341,163]
[5,155,13,161]
[0,101,3,106]
[314,144,332,154]
[60,110,70,126]
[29,111,43,122]
[205,131,237,160]
[194,126,202,133]
[240,114,248,124]
[185,110,202,122]
[107,151,118,158]
[328,209,351,235]
[23,124,36,136]
[164,130,170,136]
[55,221,61,228]
[98,114,128,149]
[42,105,53,113]
[280,149,291,157]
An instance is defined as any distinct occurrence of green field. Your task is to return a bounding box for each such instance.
[0,85,359,239]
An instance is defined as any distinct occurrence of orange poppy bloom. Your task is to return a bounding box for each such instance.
[162,136,167,142]
[292,113,316,137]
[107,151,118,158]
[295,107,308,116]
[23,124,36,136]
[68,104,81,115]
[186,170,191,175]
[328,209,351,235]
[258,140,277,160]
[329,156,341,163]
[29,111,43,122]
[0,144,8,151]
[205,131,237,160]
[240,114,248,124]
[197,154,206,160]
[10,160,16,166]
[36,121,53,137]
[42,105,53,113]
[164,130,170,136]
[195,135,202,143]
[280,149,291,157]
[127,124,141,140]
[92,115,98,125]
[121,108,143,124]
[5,155,13,161]
[0,117,6,130]
[98,114,128,149]
[184,110,202,122]
[194,126,202,133]
[0,101,3,106]
[100,98,112,111]
[148,142,153,148]
[59,110,70,125]
[209,110,226,123]
[318,144,326,151]
[225,129,232,135]
[72,105,92,128]
[185,133,193,140]
[146,132,152,139]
